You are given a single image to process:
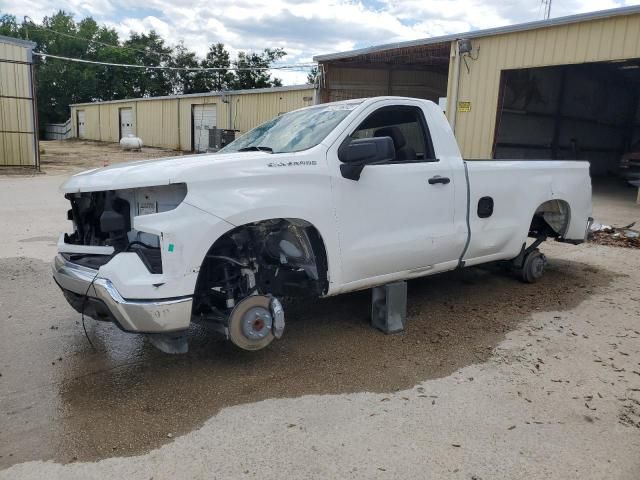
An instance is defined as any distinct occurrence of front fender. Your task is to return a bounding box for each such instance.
[182,171,343,290]
[127,202,236,298]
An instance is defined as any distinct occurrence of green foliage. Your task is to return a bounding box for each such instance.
[306,66,318,85]
[230,48,286,90]
[0,12,293,124]
[201,42,234,92]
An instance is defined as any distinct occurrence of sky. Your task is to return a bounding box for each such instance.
[4,0,640,84]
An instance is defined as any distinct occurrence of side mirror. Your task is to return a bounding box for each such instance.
[338,136,395,181]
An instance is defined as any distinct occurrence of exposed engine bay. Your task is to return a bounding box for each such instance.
[63,184,187,273]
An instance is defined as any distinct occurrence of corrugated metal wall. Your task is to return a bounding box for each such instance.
[323,66,448,102]
[71,87,314,152]
[0,37,37,167]
[448,13,640,158]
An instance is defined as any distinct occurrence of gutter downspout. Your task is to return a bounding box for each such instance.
[449,40,462,135]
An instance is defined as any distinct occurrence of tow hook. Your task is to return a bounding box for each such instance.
[270,297,285,339]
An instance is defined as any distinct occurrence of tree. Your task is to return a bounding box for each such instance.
[200,43,234,91]
[306,66,318,85]
[230,48,286,90]
[0,14,20,37]
[0,13,289,126]
[30,11,97,124]
[167,42,204,94]
[122,31,173,98]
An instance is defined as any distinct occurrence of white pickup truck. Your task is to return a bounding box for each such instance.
[53,97,592,352]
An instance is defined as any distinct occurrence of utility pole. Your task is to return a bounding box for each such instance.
[543,0,552,20]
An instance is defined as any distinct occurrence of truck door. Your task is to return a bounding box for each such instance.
[329,102,462,285]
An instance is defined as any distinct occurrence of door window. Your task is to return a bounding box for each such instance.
[350,106,436,162]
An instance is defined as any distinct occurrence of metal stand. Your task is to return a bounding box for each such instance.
[371,281,407,334]
[146,333,189,354]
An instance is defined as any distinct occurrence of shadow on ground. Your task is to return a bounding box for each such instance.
[0,255,613,466]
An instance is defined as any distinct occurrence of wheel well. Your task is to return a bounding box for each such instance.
[192,218,329,315]
[529,199,571,238]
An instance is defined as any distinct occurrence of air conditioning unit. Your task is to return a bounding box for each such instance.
[208,128,238,151]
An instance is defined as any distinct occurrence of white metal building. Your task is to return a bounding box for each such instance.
[0,35,38,168]
[70,85,315,152]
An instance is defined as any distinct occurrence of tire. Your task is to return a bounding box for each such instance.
[518,249,547,283]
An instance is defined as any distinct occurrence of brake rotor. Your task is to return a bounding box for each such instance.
[228,295,275,351]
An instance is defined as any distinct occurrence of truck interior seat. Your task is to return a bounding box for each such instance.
[374,126,416,161]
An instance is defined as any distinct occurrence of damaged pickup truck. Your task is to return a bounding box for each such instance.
[53,97,592,353]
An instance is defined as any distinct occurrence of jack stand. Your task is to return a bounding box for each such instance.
[371,281,407,334]
[146,333,189,354]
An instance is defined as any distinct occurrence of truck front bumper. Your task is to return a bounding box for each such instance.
[52,254,192,333]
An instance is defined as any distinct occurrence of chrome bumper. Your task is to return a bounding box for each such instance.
[52,254,192,333]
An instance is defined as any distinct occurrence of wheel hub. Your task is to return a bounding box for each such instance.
[531,256,545,277]
[241,306,273,340]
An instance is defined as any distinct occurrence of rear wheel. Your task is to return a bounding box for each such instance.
[518,249,546,283]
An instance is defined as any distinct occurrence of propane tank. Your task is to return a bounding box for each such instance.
[120,134,143,150]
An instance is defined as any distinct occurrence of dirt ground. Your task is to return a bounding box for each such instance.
[0,142,639,479]
[4,140,182,176]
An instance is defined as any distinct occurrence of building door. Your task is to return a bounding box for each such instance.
[119,108,134,139]
[77,110,86,138]
[192,104,217,152]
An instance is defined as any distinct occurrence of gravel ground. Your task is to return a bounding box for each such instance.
[3,140,181,177]
[0,146,639,479]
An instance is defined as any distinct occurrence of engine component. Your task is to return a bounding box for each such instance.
[100,195,131,251]
[228,295,277,351]
[270,297,285,339]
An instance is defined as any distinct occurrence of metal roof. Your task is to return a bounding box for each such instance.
[314,4,640,62]
[70,84,313,107]
[0,34,36,49]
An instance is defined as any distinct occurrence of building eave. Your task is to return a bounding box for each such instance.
[314,4,640,62]
[0,34,36,49]
[70,84,313,107]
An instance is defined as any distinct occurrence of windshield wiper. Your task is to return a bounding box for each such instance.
[238,146,273,153]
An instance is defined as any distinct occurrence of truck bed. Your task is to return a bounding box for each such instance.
[462,159,591,266]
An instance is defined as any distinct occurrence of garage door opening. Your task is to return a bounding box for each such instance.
[493,60,640,177]
[192,104,217,152]
[317,42,450,106]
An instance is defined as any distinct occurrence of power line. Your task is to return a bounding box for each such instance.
[24,16,174,60]
[32,52,316,71]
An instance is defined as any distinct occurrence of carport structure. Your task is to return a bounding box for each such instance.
[314,5,640,176]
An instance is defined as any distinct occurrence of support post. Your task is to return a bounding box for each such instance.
[371,281,407,334]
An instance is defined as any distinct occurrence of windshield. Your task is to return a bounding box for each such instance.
[220,101,361,154]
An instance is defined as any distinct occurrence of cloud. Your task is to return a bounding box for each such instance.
[3,0,639,85]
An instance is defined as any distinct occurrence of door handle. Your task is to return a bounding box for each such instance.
[428,176,450,185]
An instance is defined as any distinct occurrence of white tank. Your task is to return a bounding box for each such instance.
[120,134,143,150]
